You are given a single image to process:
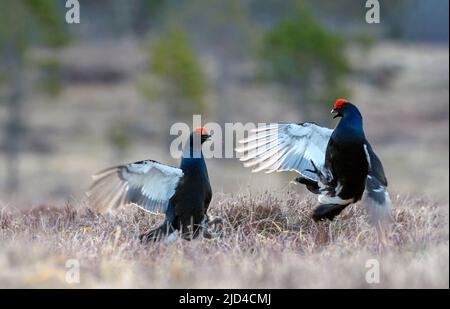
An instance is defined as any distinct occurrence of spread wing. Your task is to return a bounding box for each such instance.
[87,160,183,214]
[235,123,333,180]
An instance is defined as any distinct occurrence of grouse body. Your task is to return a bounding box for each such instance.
[236,99,391,226]
[88,128,218,241]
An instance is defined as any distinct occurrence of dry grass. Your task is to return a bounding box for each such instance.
[0,191,448,288]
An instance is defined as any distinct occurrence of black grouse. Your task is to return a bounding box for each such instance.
[87,127,220,242]
[236,99,392,228]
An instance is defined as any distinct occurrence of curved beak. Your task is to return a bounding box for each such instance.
[203,133,212,141]
[331,108,339,119]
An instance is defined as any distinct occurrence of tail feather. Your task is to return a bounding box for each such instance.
[295,176,321,194]
[364,175,393,230]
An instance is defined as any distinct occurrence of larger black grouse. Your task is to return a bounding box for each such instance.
[236,99,392,227]
[88,127,220,242]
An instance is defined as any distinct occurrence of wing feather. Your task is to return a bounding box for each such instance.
[236,123,333,180]
[87,160,183,214]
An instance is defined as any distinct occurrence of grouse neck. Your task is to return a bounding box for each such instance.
[180,144,207,176]
[182,137,204,160]
[341,113,363,130]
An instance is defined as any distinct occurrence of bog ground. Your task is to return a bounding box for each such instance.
[0,191,448,288]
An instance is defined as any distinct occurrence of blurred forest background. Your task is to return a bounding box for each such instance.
[0,0,448,207]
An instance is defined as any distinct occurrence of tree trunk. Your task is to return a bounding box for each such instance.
[4,43,24,193]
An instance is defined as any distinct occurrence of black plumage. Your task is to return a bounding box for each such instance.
[87,128,220,242]
[315,102,370,219]
[236,99,392,227]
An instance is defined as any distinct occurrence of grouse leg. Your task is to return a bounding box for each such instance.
[295,176,321,194]
[312,203,350,222]
[201,215,223,239]
[139,222,175,243]
[139,204,177,243]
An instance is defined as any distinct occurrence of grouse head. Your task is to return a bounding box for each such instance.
[331,99,361,119]
[194,127,212,144]
[183,127,212,159]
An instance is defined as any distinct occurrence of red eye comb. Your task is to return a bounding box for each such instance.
[195,127,208,134]
[333,99,348,109]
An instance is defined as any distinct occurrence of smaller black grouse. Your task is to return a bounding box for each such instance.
[87,128,221,242]
[236,99,392,228]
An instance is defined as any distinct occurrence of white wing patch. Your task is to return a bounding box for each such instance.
[318,195,354,205]
[236,123,333,181]
[334,182,344,195]
[87,160,183,214]
[364,144,372,170]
